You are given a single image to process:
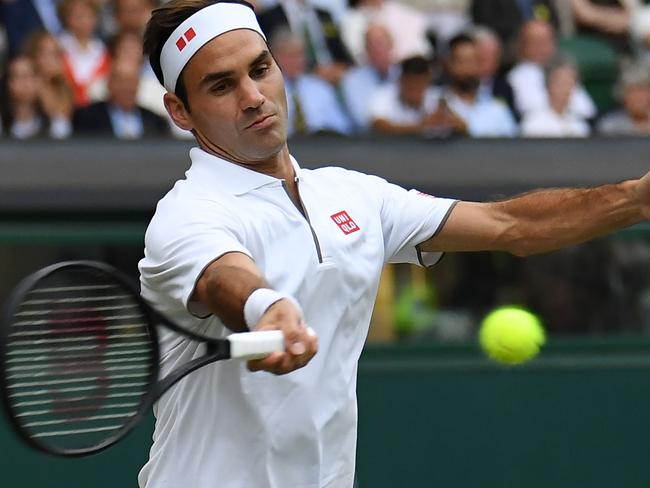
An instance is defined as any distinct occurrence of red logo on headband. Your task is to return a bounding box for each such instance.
[176,27,197,52]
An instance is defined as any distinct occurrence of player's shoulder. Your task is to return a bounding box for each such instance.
[304,165,389,193]
[145,182,235,241]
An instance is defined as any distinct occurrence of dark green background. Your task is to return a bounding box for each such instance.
[2,339,650,488]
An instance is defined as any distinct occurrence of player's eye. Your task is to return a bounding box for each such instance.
[251,65,270,79]
[210,80,232,94]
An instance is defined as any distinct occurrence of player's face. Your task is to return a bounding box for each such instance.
[169,30,289,164]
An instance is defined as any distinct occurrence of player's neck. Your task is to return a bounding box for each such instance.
[247,146,295,182]
[198,139,295,181]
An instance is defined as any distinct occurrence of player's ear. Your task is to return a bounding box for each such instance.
[164,92,194,131]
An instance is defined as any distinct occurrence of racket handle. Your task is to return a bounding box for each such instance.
[228,330,285,359]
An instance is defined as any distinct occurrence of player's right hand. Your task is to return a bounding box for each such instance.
[247,298,318,375]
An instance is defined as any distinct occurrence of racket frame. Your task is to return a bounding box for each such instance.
[0,261,235,458]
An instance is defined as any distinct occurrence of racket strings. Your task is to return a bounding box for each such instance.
[3,267,155,453]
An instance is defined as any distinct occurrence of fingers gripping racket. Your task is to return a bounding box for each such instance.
[0,261,284,457]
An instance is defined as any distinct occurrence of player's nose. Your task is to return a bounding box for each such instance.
[239,76,265,111]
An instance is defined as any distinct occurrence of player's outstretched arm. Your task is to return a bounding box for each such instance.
[193,252,317,374]
[420,170,650,257]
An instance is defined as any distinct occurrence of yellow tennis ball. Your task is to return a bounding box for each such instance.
[479,306,546,365]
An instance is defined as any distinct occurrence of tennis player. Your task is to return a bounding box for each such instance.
[138,1,650,486]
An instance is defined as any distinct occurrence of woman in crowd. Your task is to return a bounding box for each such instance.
[521,56,591,137]
[23,30,74,139]
[1,55,69,139]
[58,0,110,106]
[599,60,650,135]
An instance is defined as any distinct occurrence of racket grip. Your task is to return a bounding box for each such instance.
[228,330,285,359]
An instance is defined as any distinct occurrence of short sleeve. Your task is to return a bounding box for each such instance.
[375,178,458,266]
[139,198,252,317]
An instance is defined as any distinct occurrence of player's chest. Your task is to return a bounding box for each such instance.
[237,184,383,280]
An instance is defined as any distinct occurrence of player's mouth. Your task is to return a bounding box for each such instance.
[245,114,276,130]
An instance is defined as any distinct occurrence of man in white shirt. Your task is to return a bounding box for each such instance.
[507,19,595,119]
[521,57,590,137]
[341,0,432,64]
[441,33,517,137]
[340,23,398,132]
[138,1,650,487]
[370,55,467,136]
[270,28,352,136]
[371,34,517,138]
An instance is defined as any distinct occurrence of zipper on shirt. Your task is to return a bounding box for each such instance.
[281,179,323,264]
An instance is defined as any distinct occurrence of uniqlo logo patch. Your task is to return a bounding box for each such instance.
[331,211,360,235]
[176,27,197,51]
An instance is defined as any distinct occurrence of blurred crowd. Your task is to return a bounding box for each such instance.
[4,0,650,140]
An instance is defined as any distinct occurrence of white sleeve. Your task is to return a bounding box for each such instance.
[140,199,252,317]
[373,177,458,266]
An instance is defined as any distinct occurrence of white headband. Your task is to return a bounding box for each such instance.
[159,2,266,92]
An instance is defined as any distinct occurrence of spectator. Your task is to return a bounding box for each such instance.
[271,29,352,136]
[370,55,466,136]
[440,33,517,137]
[114,0,155,36]
[470,0,557,49]
[0,0,63,56]
[89,30,190,138]
[89,31,167,115]
[341,0,432,65]
[23,30,74,139]
[598,61,650,135]
[472,26,518,119]
[1,55,70,139]
[73,59,168,138]
[340,23,398,132]
[521,57,590,137]
[629,0,650,65]
[570,0,632,53]
[508,20,596,119]
[58,0,110,107]
[258,0,352,84]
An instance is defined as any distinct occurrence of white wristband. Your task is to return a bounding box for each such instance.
[243,288,302,329]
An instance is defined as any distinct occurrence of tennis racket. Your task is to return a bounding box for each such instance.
[0,261,284,458]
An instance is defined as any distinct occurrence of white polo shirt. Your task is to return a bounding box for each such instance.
[137,148,457,488]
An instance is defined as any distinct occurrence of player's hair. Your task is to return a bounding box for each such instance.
[399,55,432,77]
[143,0,254,110]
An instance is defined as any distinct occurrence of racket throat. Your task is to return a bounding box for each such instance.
[155,341,230,397]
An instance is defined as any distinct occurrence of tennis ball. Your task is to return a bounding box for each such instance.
[479,306,546,365]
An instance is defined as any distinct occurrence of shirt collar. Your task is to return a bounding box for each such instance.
[188,147,302,196]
